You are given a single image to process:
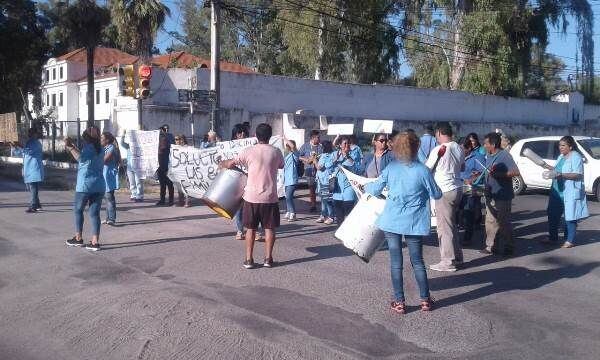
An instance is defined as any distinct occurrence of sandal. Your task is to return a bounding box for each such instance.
[390,301,406,314]
[561,242,574,248]
[420,298,434,312]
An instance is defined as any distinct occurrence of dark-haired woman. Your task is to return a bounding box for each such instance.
[65,126,105,251]
[543,136,589,248]
[365,131,442,313]
[101,132,120,225]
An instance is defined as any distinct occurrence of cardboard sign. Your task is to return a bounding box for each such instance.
[168,136,285,200]
[0,113,19,143]
[363,119,393,134]
[326,123,354,136]
[124,130,160,179]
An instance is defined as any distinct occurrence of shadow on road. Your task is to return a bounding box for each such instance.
[276,243,354,267]
[430,259,600,309]
[112,213,220,226]
[101,230,234,250]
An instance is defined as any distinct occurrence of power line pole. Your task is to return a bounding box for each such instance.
[210,0,221,132]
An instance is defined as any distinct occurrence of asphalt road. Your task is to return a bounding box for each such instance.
[1,178,599,360]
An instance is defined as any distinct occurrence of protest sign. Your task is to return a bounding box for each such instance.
[125,130,160,179]
[326,124,354,136]
[0,113,19,143]
[168,136,284,200]
[363,119,393,134]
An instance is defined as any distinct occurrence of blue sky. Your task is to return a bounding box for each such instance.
[156,1,600,79]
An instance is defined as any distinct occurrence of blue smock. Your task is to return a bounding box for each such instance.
[550,157,565,199]
[284,151,299,186]
[316,152,335,195]
[350,145,364,174]
[103,144,120,192]
[557,151,589,221]
[365,160,442,235]
[331,150,359,201]
[22,138,44,184]
[76,143,105,193]
[418,134,438,163]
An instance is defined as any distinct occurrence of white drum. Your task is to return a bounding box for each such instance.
[334,194,386,263]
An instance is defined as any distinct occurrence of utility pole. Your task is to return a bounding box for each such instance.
[189,75,196,146]
[210,0,221,132]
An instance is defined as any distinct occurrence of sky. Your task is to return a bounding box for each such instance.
[155,1,600,80]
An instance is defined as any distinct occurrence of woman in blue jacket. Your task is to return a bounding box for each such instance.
[64,126,106,251]
[283,139,299,221]
[543,136,589,248]
[101,132,120,225]
[316,141,336,224]
[365,131,442,313]
[331,136,360,224]
[19,127,44,213]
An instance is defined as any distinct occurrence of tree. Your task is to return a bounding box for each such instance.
[0,0,49,114]
[110,0,171,62]
[63,0,111,127]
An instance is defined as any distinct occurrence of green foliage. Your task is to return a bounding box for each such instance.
[0,0,49,113]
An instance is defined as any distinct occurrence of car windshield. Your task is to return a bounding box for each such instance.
[578,139,600,160]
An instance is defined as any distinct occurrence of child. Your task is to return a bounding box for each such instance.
[316,140,335,224]
[283,139,299,221]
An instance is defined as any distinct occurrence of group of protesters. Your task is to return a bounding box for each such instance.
[11,120,590,313]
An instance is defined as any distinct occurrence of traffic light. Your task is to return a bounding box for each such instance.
[119,64,136,97]
[138,64,152,99]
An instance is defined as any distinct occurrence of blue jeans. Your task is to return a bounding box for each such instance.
[74,192,103,236]
[27,182,41,209]
[234,207,243,232]
[126,168,144,199]
[285,185,296,213]
[547,192,578,244]
[320,198,334,218]
[105,190,116,222]
[384,232,430,302]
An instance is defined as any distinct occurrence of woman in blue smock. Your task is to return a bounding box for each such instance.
[283,139,299,221]
[331,136,360,224]
[315,140,336,224]
[543,136,589,248]
[18,127,44,213]
[64,126,106,251]
[101,132,120,225]
[365,131,442,313]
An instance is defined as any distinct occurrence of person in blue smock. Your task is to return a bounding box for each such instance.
[283,138,299,221]
[417,124,438,162]
[542,136,589,248]
[465,132,486,157]
[64,126,106,251]
[364,131,442,313]
[18,127,44,213]
[120,130,144,202]
[459,139,485,245]
[331,136,360,224]
[101,132,120,225]
[364,133,394,179]
[315,140,336,224]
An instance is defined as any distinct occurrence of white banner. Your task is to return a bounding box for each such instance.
[125,130,160,179]
[363,119,393,134]
[327,123,354,135]
[168,136,285,200]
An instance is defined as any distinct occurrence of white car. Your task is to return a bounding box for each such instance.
[510,136,600,201]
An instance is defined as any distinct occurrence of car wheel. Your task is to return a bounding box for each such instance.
[513,175,525,195]
[596,180,600,202]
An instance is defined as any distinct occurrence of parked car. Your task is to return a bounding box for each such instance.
[509,136,600,201]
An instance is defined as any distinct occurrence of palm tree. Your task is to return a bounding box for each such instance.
[110,0,170,63]
[63,0,110,127]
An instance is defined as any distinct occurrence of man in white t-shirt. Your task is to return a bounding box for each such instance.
[425,122,465,272]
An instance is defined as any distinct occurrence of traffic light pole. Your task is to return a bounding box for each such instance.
[210,0,221,132]
[137,98,143,130]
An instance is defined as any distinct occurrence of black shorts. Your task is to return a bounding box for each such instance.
[242,201,280,229]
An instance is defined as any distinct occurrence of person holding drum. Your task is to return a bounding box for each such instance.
[331,136,361,224]
[541,136,589,248]
[364,131,442,313]
[315,140,336,225]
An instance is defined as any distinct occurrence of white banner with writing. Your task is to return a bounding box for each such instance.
[168,136,285,199]
[125,130,160,179]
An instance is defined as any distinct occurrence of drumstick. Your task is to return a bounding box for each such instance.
[522,148,548,168]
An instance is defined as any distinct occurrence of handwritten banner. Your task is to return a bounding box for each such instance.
[0,112,19,143]
[125,130,160,179]
[168,136,284,199]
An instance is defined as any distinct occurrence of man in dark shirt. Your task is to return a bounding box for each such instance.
[156,124,175,206]
[298,130,323,212]
[480,132,520,256]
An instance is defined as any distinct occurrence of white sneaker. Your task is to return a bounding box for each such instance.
[287,213,297,222]
[324,217,334,225]
[429,263,457,272]
[284,212,290,219]
[315,216,325,223]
